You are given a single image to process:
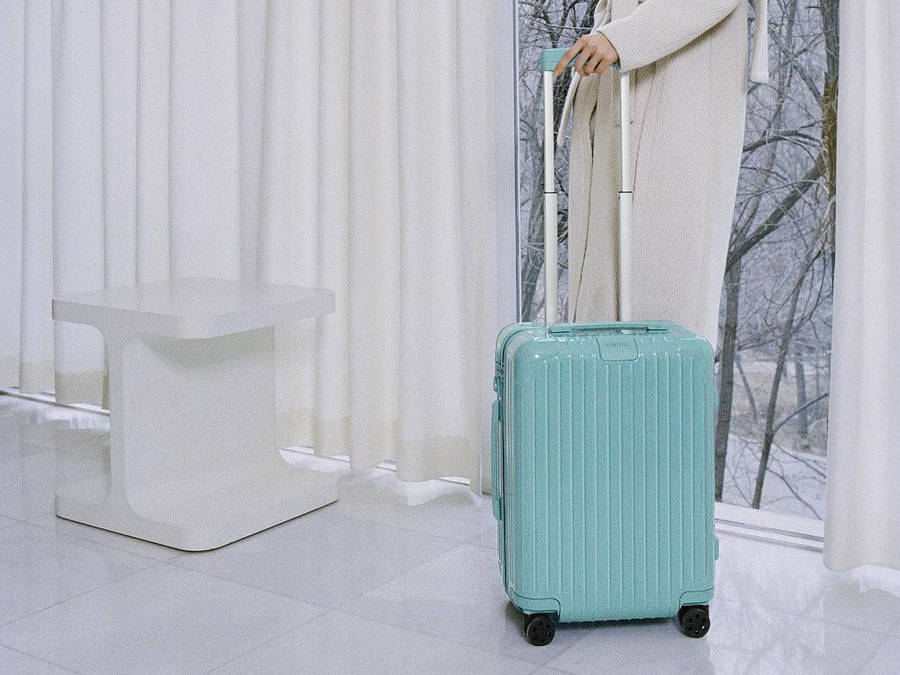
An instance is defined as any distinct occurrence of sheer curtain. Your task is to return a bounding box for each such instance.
[0,0,501,486]
[825,0,900,571]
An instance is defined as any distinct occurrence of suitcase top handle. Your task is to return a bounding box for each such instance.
[548,322,668,335]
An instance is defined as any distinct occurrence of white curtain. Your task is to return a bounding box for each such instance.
[825,0,900,570]
[0,0,501,486]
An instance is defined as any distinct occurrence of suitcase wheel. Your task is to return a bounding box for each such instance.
[523,612,556,646]
[677,604,711,638]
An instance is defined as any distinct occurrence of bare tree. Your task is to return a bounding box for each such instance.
[518,0,839,517]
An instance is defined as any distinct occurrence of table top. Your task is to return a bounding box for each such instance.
[52,278,334,339]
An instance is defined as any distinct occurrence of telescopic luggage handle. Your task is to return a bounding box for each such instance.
[540,47,633,325]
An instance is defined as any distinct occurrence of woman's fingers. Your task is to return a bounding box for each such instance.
[574,49,594,76]
[586,54,615,76]
[554,38,584,77]
[554,34,620,77]
[584,51,605,75]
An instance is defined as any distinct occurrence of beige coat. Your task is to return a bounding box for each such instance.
[566,0,751,347]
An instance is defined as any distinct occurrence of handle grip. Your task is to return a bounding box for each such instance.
[548,322,668,335]
[541,47,621,72]
[491,400,502,520]
[541,48,570,72]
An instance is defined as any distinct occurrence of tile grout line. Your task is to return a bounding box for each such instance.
[157,557,339,610]
[322,605,557,668]
[331,542,591,668]
[0,556,328,675]
[200,602,335,674]
[709,594,900,638]
[160,527,471,614]
[334,541,472,613]
[1,553,329,675]
[854,636,894,675]
[331,495,496,546]
[208,605,540,674]
[0,517,172,564]
[0,641,82,674]
[330,507,476,547]
[0,558,169,632]
[21,516,180,564]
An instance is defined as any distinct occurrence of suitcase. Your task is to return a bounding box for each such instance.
[491,48,718,646]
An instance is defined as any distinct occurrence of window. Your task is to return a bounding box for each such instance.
[516,0,838,519]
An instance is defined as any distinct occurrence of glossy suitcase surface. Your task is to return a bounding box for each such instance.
[492,49,717,644]
[492,321,717,627]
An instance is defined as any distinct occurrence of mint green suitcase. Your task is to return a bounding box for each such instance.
[491,50,718,646]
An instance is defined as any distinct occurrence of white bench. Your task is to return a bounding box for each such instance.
[52,278,338,551]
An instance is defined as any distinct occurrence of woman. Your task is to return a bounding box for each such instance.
[555,0,767,347]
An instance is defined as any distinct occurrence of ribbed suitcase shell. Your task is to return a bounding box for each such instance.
[492,320,717,623]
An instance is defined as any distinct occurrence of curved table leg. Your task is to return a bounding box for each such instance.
[55,327,337,551]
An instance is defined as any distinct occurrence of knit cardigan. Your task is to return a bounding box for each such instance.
[565,0,755,346]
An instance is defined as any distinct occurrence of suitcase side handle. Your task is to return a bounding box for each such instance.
[491,400,503,520]
[548,322,667,335]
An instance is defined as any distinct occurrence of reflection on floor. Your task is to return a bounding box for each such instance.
[0,394,897,674]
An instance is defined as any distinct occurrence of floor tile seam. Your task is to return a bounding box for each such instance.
[0,515,30,527]
[22,516,180,563]
[332,540,472,611]
[329,537,474,613]
[322,606,541,665]
[1,518,167,561]
[467,536,497,551]
[206,601,541,673]
[0,505,66,524]
[710,593,900,636]
[855,634,897,673]
[158,557,336,610]
[0,559,329,675]
[333,506,481,547]
[0,641,81,674]
[198,602,334,674]
[535,621,609,672]
[361,604,584,670]
[528,666,574,675]
[0,559,168,631]
[203,605,443,674]
[334,587,584,666]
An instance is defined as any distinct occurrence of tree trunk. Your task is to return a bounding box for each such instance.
[813,347,823,420]
[794,346,810,451]
[819,0,839,282]
[752,249,818,508]
[735,354,758,423]
[715,262,741,500]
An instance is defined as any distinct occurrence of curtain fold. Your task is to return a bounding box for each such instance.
[824,0,900,571]
[0,0,499,487]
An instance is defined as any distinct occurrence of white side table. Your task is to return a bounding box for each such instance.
[52,278,338,551]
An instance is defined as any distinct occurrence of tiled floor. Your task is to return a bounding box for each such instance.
[0,394,898,674]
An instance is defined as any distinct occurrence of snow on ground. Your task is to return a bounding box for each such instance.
[721,434,826,520]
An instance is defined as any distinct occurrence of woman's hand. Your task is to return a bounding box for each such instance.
[554,33,619,78]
